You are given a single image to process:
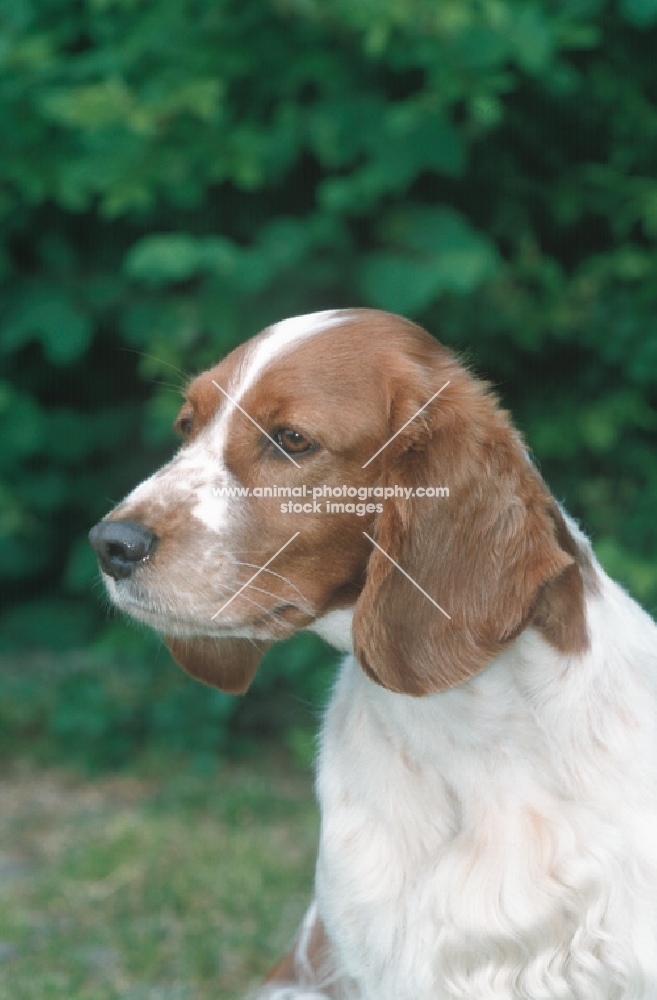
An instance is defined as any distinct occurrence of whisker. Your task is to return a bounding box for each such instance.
[121,348,187,381]
[231,560,312,610]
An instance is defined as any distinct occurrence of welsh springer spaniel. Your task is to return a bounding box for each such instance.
[90,309,657,1000]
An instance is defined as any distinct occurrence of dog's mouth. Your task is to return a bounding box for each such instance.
[105,578,315,639]
[254,602,317,636]
[267,602,313,623]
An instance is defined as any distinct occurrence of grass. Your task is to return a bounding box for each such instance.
[0,751,319,1000]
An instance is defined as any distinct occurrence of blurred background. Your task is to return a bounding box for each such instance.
[1,0,657,996]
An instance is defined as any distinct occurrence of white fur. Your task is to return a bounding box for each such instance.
[235,310,345,405]
[308,609,354,652]
[257,992,331,1000]
[254,525,657,999]
[304,555,657,999]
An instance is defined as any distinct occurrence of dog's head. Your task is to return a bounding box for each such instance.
[90,309,587,695]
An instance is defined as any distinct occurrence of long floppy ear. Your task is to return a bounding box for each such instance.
[165,636,270,695]
[353,357,585,695]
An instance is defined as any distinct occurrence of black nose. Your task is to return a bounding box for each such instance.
[89,519,157,580]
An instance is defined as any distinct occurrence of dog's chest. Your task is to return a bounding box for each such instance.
[314,655,657,1000]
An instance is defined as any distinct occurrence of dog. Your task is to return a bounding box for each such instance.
[90,308,657,999]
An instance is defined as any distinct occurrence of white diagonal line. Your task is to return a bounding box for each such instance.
[212,380,301,468]
[211,532,301,619]
[362,381,450,468]
[363,532,451,619]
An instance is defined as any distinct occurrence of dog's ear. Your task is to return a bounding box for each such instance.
[352,357,582,695]
[165,636,270,694]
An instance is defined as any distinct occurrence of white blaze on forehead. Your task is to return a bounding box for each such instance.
[232,309,347,404]
[113,314,350,542]
[190,310,347,533]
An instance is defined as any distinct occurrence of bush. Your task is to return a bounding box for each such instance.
[0,622,336,770]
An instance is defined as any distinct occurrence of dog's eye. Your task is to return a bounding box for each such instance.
[175,411,194,438]
[274,428,314,455]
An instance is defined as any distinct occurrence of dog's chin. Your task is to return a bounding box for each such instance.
[105,582,315,641]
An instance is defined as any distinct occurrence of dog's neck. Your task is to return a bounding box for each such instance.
[307,607,356,653]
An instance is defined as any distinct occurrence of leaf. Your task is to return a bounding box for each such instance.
[125,234,208,285]
[508,3,556,74]
[125,234,240,286]
[359,206,500,313]
[580,391,657,452]
[1,289,92,363]
[41,79,134,130]
[384,107,466,179]
[620,0,657,25]
[359,254,452,314]
[0,385,47,458]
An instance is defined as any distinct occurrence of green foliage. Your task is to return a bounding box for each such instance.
[0,625,334,770]
[360,206,501,313]
[1,0,657,764]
